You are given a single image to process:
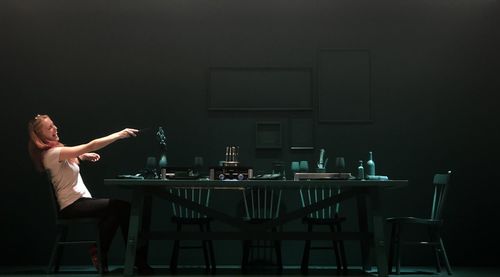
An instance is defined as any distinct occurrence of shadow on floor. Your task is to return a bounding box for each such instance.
[2,266,500,277]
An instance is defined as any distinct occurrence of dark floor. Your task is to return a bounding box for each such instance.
[1,265,500,277]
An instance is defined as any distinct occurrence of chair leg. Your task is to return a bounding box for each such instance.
[208,241,216,274]
[388,223,396,274]
[426,226,441,274]
[329,224,342,271]
[202,243,210,273]
[170,240,180,273]
[48,226,66,273]
[241,240,250,272]
[47,243,59,274]
[206,223,216,274]
[170,223,182,273]
[335,222,348,271]
[300,223,313,274]
[95,225,104,274]
[274,239,283,273]
[199,224,211,273]
[393,223,401,275]
[439,237,452,275]
[51,226,68,273]
[269,226,282,273]
[434,246,442,273]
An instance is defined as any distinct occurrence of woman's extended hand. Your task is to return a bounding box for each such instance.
[117,128,139,139]
[79,152,101,162]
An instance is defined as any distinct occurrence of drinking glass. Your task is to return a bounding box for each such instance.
[194,156,203,175]
[299,160,309,173]
[146,156,157,170]
[335,157,346,173]
[145,156,158,179]
[291,161,300,179]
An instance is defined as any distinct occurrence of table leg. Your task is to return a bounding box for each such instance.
[356,193,371,272]
[370,189,388,277]
[124,191,145,276]
[140,195,152,261]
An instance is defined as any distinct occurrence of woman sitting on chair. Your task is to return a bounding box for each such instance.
[27,114,153,274]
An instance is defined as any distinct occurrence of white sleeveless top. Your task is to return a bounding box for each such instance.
[43,147,92,210]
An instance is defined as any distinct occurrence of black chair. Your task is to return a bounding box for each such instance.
[240,187,283,273]
[169,186,216,274]
[46,178,104,274]
[386,171,452,275]
[297,177,348,273]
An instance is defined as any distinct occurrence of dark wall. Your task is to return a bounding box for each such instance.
[1,0,499,267]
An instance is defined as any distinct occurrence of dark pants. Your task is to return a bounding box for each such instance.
[59,197,147,265]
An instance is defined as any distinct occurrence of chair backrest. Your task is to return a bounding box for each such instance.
[44,171,62,220]
[430,170,452,220]
[170,187,211,219]
[242,187,282,220]
[294,173,341,219]
[299,187,341,219]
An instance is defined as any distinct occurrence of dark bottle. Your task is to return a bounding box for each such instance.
[357,160,365,180]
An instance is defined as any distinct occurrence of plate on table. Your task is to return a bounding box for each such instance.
[294,172,353,180]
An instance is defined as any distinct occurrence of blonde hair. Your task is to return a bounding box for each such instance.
[27,114,64,172]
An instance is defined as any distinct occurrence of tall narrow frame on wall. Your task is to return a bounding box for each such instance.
[289,117,315,150]
[317,49,372,123]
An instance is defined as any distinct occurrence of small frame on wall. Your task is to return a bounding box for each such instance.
[255,122,282,149]
[289,117,314,150]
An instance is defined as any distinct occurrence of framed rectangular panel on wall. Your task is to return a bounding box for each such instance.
[318,49,372,123]
[208,67,313,111]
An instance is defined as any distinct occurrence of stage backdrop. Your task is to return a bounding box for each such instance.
[1,0,499,267]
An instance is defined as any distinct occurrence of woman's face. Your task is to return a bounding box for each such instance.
[38,117,59,143]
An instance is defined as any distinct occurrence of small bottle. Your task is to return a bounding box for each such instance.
[357,160,365,180]
[366,151,376,177]
[159,152,167,180]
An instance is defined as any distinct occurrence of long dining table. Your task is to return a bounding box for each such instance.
[104,177,407,276]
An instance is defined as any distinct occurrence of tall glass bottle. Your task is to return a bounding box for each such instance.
[366,151,375,177]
